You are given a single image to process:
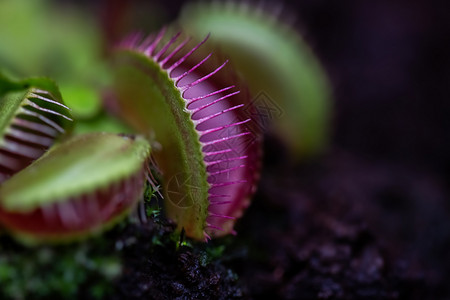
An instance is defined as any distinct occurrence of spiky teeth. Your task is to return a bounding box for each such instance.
[179,1,332,158]
[112,29,262,240]
[0,81,73,183]
[0,133,151,244]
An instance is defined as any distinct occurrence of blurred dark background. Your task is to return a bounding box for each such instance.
[292,0,450,179]
[84,0,450,178]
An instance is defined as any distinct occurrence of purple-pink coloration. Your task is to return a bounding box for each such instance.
[0,168,145,238]
[119,29,262,239]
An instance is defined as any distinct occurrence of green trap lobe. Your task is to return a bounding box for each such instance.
[112,49,210,239]
[0,133,150,211]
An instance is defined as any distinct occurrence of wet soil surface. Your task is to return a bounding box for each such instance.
[110,142,450,299]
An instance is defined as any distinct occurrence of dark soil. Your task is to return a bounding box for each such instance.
[108,142,449,299]
[233,143,450,299]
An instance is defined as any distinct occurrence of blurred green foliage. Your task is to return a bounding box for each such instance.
[0,0,126,133]
[0,0,99,78]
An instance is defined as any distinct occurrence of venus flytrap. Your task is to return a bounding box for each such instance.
[0,1,342,297]
[0,1,329,247]
[110,29,262,241]
[0,75,73,183]
[0,133,151,244]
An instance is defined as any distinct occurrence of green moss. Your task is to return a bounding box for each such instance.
[0,236,121,300]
